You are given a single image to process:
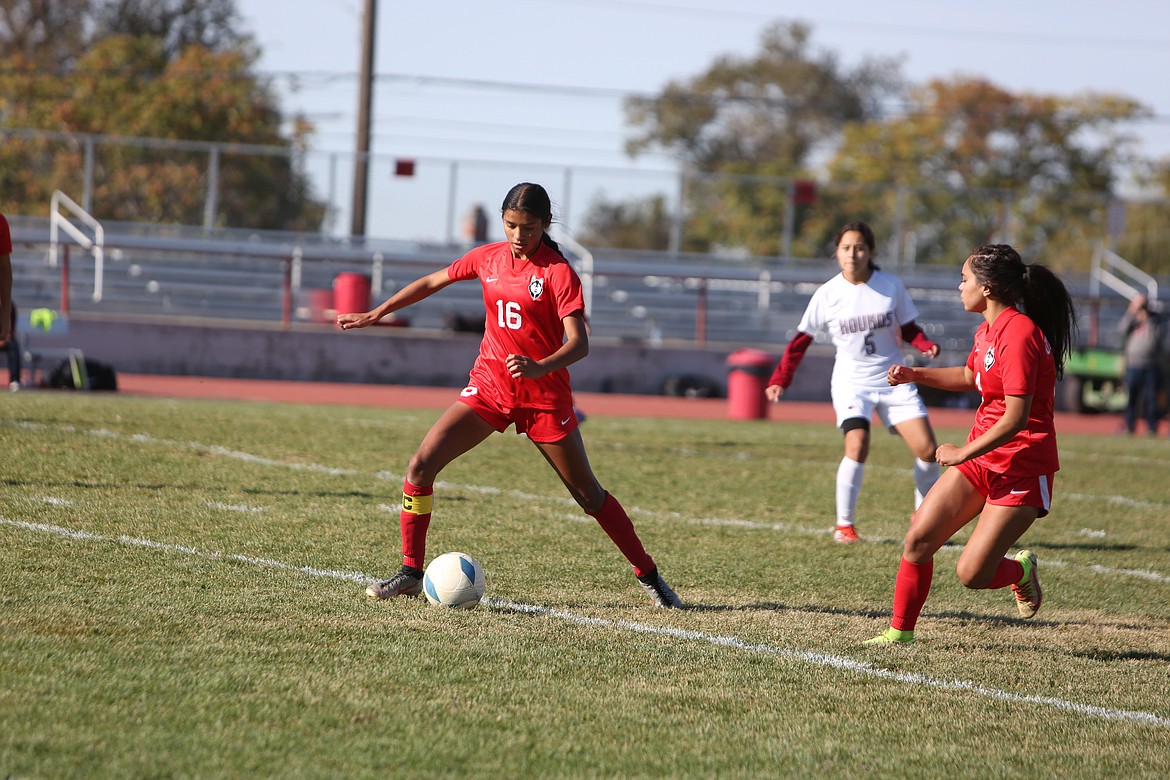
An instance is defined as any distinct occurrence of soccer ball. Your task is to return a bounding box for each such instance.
[423,552,486,609]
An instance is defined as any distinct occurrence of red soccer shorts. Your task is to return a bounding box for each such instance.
[457,385,579,443]
[955,460,1054,518]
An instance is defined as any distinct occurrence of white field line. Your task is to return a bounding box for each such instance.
[1,518,372,583]
[7,420,1169,583]
[3,516,1168,730]
[1063,492,1168,511]
[493,599,1170,729]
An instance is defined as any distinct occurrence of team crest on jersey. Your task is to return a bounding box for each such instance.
[983,346,996,371]
[528,276,545,301]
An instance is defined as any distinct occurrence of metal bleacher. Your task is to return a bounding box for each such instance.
[8,197,1092,357]
[10,209,491,331]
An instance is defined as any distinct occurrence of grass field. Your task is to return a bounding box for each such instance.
[3,391,1169,778]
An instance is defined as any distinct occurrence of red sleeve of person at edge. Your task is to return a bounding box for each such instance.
[899,321,937,353]
[767,331,814,388]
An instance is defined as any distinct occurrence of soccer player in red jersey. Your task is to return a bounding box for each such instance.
[866,244,1077,644]
[766,222,940,544]
[337,183,682,608]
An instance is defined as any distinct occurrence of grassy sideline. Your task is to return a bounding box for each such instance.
[2,392,1169,778]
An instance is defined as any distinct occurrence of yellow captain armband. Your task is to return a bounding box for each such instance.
[402,492,434,515]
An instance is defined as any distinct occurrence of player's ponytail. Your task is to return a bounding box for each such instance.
[1021,263,1077,378]
[540,232,566,258]
[500,182,566,258]
[967,245,1078,378]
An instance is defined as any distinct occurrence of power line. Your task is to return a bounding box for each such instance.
[308,72,1170,128]
[9,66,1170,127]
[372,115,636,141]
[520,0,1170,52]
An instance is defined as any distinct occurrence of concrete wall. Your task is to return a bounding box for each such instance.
[25,313,838,401]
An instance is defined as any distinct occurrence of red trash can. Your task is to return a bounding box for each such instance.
[726,348,774,420]
[307,288,335,322]
[333,272,372,316]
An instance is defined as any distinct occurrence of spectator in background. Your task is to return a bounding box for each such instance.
[1,211,12,353]
[4,302,19,390]
[1119,292,1165,436]
[461,204,489,245]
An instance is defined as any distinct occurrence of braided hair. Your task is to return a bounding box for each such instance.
[966,244,1078,378]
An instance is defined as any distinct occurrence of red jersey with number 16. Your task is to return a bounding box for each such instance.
[965,306,1059,476]
[448,240,585,411]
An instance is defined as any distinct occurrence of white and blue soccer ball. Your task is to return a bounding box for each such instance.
[423,552,486,609]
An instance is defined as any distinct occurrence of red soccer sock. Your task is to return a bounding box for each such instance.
[983,557,1025,590]
[588,492,655,577]
[400,480,433,571]
[890,557,934,632]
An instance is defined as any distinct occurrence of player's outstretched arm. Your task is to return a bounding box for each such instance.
[338,268,453,330]
[888,364,974,391]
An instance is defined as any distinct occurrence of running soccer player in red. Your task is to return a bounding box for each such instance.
[766,222,940,544]
[866,244,1077,644]
[337,182,682,608]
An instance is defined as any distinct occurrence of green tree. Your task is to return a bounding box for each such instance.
[819,77,1148,270]
[619,21,902,255]
[577,193,673,251]
[0,0,87,66]
[0,0,323,231]
[1112,161,1170,276]
[91,0,245,60]
[0,0,244,66]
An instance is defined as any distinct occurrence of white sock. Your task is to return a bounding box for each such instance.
[836,456,864,526]
[914,458,940,509]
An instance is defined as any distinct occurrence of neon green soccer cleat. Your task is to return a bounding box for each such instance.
[1011,549,1042,619]
[864,627,914,645]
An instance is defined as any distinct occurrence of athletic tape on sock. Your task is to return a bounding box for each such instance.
[402,492,434,515]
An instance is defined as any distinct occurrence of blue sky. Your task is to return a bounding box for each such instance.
[235,0,1170,240]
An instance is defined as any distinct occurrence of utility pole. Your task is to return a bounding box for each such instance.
[350,0,377,238]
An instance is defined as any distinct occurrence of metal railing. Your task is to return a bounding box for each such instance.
[1087,244,1159,345]
[50,190,105,303]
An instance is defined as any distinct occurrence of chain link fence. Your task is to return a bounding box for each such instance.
[2,127,1138,271]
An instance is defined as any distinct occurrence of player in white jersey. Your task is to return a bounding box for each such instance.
[766,222,940,543]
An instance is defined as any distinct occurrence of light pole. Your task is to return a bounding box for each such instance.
[350,0,377,238]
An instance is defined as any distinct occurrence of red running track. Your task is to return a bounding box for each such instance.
[114,373,1134,437]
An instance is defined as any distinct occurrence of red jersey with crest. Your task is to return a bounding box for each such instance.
[448,240,584,410]
[964,306,1059,475]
